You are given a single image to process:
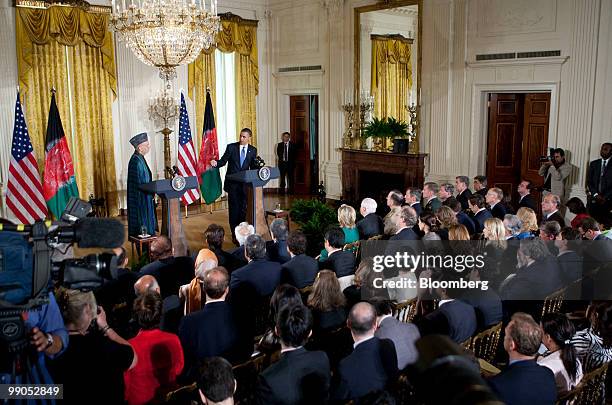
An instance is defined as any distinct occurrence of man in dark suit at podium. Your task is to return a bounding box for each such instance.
[276,132,296,194]
[211,128,258,242]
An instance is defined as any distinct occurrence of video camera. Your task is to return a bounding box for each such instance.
[539,147,556,162]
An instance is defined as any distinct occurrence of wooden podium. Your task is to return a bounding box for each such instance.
[140,176,199,256]
[226,167,280,238]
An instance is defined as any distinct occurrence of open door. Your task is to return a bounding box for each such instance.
[290,95,318,194]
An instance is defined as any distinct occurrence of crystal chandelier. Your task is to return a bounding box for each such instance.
[110,0,221,82]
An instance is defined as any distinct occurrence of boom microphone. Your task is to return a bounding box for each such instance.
[71,218,126,248]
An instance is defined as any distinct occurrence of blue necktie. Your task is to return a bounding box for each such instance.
[240,146,246,167]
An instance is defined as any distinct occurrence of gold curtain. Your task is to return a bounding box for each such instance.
[187,14,258,145]
[188,51,216,152]
[15,6,119,215]
[370,35,412,122]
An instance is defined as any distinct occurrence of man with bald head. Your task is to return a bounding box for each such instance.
[134,274,182,333]
[333,302,398,401]
[179,267,241,379]
[140,235,195,299]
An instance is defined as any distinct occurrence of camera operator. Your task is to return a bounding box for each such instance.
[538,148,570,201]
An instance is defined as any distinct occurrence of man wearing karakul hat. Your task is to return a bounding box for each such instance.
[127,132,157,237]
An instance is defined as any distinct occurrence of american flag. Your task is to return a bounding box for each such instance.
[177,93,200,205]
[6,92,48,224]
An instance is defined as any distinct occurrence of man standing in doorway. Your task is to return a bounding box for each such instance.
[276,132,296,194]
[211,128,258,243]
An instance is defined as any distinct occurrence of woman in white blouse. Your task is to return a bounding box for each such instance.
[538,312,583,396]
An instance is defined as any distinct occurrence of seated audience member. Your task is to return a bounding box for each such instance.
[204,224,242,272]
[435,205,457,240]
[468,194,492,234]
[516,207,539,239]
[473,175,488,197]
[384,266,417,304]
[320,205,359,261]
[538,313,583,396]
[455,176,473,211]
[384,190,404,235]
[193,248,219,273]
[308,270,348,334]
[390,205,419,240]
[449,198,476,235]
[423,182,442,213]
[500,239,561,308]
[140,236,194,298]
[134,274,183,333]
[179,267,240,379]
[481,217,510,285]
[318,227,355,278]
[357,197,384,239]
[438,183,454,203]
[230,234,281,297]
[489,313,557,405]
[579,216,610,240]
[182,254,219,315]
[539,220,561,241]
[257,305,331,404]
[555,227,583,284]
[566,197,589,229]
[417,272,477,344]
[485,187,508,220]
[503,214,522,240]
[571,301,612,372]
[334,302,398,401]
[49,289,136,404]
[230,222,255,265]
[461,269,502,330]
[266,218,291,264]
[541,194,565,227]
[343,259,392,308]
[372,299,420,370]
[281,230,319,288]
[125,292,184,405]
[418,212,442,239]
[517,179,537,211]
[405,187,423,217]
[448,224,470,241]
[197,357,237,405]
[257,284,303,354]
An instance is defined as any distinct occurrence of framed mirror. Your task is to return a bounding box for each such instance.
[354,0,421,151]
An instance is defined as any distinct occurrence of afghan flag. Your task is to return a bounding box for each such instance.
[197,90,222,204]
[42,92,79,219]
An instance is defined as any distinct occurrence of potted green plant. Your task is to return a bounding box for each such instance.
[362,117,393,151]
[290,199,338,257]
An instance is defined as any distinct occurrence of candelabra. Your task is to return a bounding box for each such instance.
[148,81,180,178]
[359,94,374,149]
[405,102,419,153]
[341,102,355,149]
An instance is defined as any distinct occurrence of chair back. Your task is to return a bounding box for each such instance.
[557,362,609,405]
[392,298,418,323]
[343,240,360,257]
[164,383,197,404]
[368,234,384,240]
[233,353,268,404]
[465,322,503,363]
[541,286,565,319]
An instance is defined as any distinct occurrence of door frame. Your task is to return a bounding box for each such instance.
[470,83,559,178]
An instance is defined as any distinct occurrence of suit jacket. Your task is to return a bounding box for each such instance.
[140,256,195,298]
[389,227,419,241]
[211,246,242,273]
[539,162,570,199]
[424,197,442,213]
[178,301,239,378]
[230,258,281,297]
[476,188,488,198]
[473,209,493,234]
[276,141,297,167]
[334,337,398,401]
[557,251,583,284]
[421,300,477,343]
[375,316,420,370]
[319,250,355,278]
[411,202,423,217]
[266,240,291,264]
[456,211,476,235]
[281,254,319,288]
[588,158,612,200]
[230,245,248,266]
[457,189,473,211]
[490,203,508,220]
[216,142,258,192]
[500,258,563,301]
[257,347,330,405]
[357,213,384,239]
[518,194,537,211]
[489,359,557,405]
[461,289,503,330]
[543,211,565,228]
